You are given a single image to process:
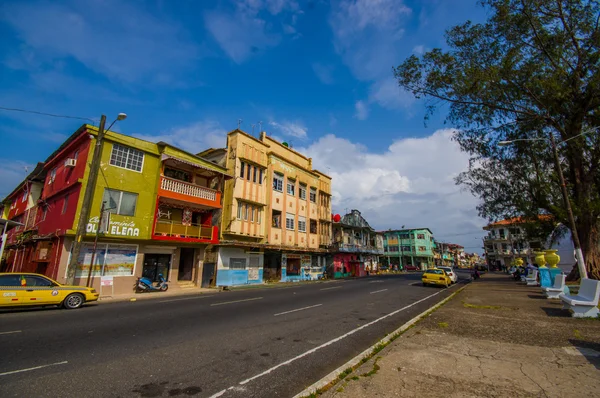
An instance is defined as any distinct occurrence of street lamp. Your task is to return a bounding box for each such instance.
[498,128,598,280]
[66,113,128,285]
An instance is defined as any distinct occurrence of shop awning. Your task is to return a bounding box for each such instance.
[161,154,233,179]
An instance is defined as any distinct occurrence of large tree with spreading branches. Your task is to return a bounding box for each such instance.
[395,0,600,279]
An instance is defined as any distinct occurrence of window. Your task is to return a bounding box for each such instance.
[164,167,190,182]
[309,187,316,203]
[286,213,295,230]
[24,275,54,287]
[0,274,21,286]
[237,202,243,220]
[229,258,246,270]
[418,246,426,252]
[22,188,27,202]
[249,256,260,268]
[388,246,399,252]
[399,233,410,240]
[110,144,144,172]
[310,219,317,234]
[257,208,261,224]
[250,206,255,222]
[102,189,138,216]
[272,210,282,228]
[273,173,283,192]
[49,168,57,184]
[402,246,411,252]
[287,179,295,196]
[247,164,251,180]
[243,204,248,220]
[62,194,69,214]
[259,169,263,184]
[253,167,258,183]
[298,216,306,232]
[417,233,425,239]
[299,184,307,200]
[240,161,245,178]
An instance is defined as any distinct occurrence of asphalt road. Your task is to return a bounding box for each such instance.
[0,271,470,398]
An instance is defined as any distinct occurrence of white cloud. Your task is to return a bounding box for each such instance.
[134,121,227,154]
[1,0,199,84]
[354,101,369,120]
[269,121,308,139]
[312,63,334,85]
[205,0,301,63]
[412,44,425,54]
[330,0,413,114]
[298,129,486,250]
[368,77,415,110]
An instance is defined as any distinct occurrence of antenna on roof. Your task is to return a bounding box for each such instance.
[258,121,263,132]
[237,119,242,130]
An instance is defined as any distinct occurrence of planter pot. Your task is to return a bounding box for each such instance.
[544,249,560,268]
[534,252,547,268]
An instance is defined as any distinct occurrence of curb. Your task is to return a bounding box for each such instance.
[293,283,469,398]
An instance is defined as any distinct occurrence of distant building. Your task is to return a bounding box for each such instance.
[331,209,383,278]
[382,228,435,270]
[483,217,547,269]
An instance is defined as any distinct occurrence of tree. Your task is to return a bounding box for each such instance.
[395,0,600,279]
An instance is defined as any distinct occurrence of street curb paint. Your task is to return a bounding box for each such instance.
[293,283,469,398]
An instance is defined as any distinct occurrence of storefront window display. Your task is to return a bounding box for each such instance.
[73,243,137,278]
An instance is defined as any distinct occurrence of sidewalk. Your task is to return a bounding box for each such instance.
[317,273,600,397]
[97,286,220,303]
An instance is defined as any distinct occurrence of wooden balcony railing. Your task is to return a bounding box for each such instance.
[154,220,215,240]
[160,176,217,201]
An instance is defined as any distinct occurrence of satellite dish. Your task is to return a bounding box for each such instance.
[282,142,289,147]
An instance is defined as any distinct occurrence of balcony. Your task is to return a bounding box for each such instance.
[158,176,221,208]
[333,242,383,255]
[153,220,218,243]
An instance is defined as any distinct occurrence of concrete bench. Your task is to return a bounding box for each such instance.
[525,270,538,286]
[560,278,600,318]
[542,273,566,299]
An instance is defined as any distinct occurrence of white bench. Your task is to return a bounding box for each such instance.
[542,273,566,299]
[525,270,538,286]
[560,278,600,318]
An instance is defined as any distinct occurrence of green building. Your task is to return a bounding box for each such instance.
[382,228,435,270]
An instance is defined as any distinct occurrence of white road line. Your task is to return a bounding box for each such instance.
[210,297,263,306]
[368,280,384,283]
[320,286,342,291]
[274,304,322,317]
[0,361,68,377]
[0,330,22,335]
[208,289,443,398]
[159,296,211,303]
[370,289,388,294]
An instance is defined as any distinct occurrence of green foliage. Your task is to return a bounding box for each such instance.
[395,0,600,278]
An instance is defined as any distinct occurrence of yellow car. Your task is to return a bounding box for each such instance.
[422,268,451,288]
[0,273,99,309]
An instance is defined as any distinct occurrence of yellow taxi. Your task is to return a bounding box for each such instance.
[0,273,99,309]
[422,268,452,288]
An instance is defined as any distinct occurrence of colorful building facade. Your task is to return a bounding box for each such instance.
[1,124,230,295]
[199,129,333,285]
[331,210,383,278]
[382,228,435,270]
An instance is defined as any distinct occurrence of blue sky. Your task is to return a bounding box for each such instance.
[0,0,490,252]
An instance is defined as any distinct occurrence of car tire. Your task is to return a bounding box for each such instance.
[63,293,85,309]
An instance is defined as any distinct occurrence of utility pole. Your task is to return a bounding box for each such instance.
[549,133,588,279]
[66,115,107,284]
[86,201,106,287]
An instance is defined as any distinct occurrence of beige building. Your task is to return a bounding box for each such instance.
[199,129,332,285]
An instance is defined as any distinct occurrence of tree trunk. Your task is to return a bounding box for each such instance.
[566,220,600,281]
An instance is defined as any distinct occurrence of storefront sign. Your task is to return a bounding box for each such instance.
[87,216,140,237]
[101,276,114,286]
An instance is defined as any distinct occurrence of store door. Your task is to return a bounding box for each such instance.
[178,248,195,281]
[143,254,171,282]
[201,263,215,287]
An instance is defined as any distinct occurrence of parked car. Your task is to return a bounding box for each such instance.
[438,266,458,284]
[0,273,99,310]
[405,265,420,271]
[421,268,451,288]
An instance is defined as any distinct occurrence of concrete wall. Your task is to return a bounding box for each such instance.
[216,247,264,286]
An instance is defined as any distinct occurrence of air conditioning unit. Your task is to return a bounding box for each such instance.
[64,158,77,167]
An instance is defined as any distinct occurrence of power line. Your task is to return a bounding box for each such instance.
[0,106,96,123]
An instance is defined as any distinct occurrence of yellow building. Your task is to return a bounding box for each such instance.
[199,129,332,285]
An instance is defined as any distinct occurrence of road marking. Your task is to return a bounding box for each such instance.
[274,304,322,317]
[211,297,263,306]
[208,290,444,398]
[159,296,212,303]
[320,286,342,291]
[368,280,384,283]
[0,361,68,377]
[0,330,21,335]
[370,289,388,294]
